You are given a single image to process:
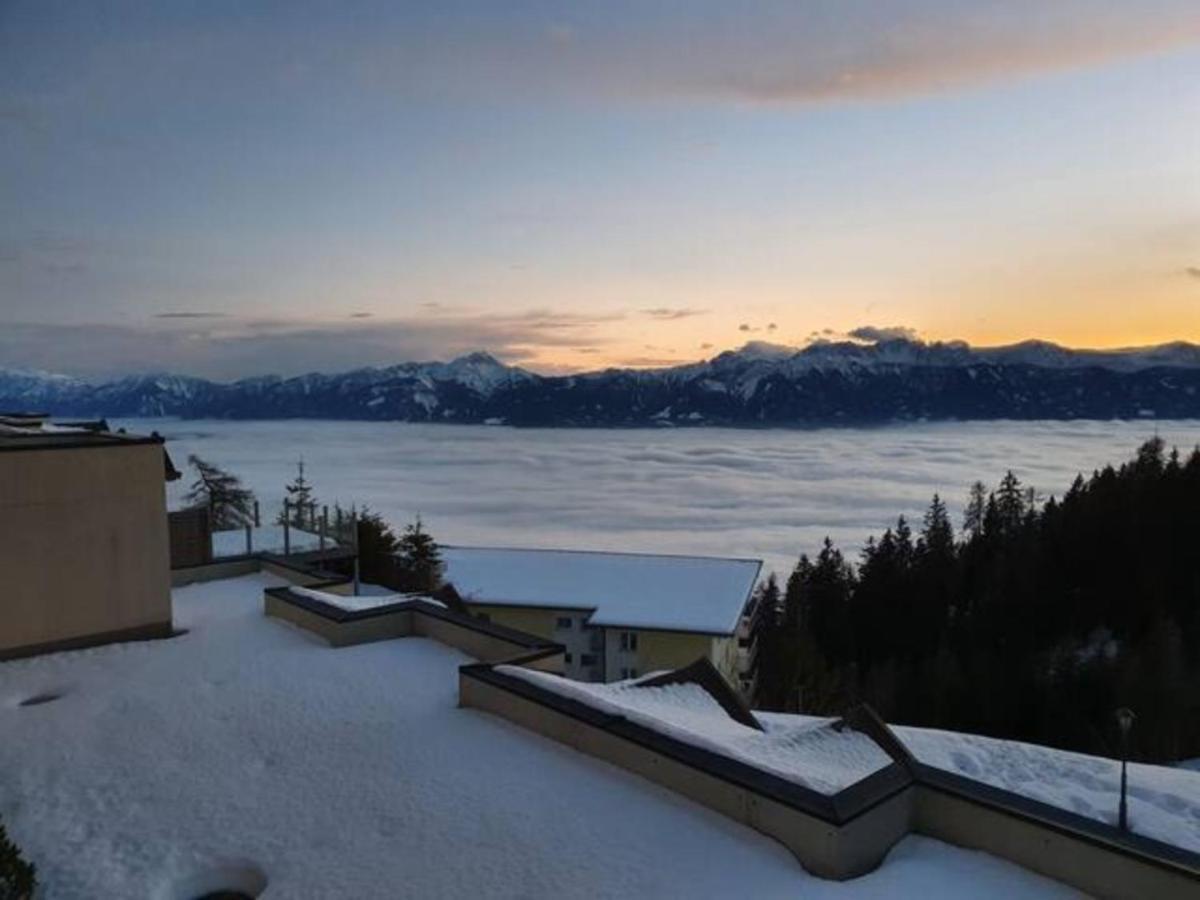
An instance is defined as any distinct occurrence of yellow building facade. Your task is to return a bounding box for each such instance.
[0,419,175,659]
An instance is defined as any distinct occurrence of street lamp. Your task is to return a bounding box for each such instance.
[1115,707,1136,832]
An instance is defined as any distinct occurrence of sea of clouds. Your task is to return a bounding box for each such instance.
[125,419,1200,580]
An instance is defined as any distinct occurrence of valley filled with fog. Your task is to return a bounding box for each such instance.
[128,419,1200,580]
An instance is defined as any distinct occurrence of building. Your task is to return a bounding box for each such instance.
[441,545,761,685]
[0,414,178,659]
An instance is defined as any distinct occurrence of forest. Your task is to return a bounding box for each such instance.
[751,437,1200,763]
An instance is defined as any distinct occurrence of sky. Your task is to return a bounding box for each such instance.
[2,1,1199,379]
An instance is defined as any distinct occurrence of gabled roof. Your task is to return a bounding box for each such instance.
[441,545,761,635]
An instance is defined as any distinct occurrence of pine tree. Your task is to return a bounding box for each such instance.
[996,470,1025,532]
[963,480,987,538]
[184,455,256,529]
[278,458,316,527]
[756,438,1200,761]
[0,814,36,899]
[355,508,399,586]
[394,516,444,593]
[920,494,954,560]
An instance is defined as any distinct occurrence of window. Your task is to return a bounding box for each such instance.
[580,653,597,667]
[619,631,638,652]
[620,667,639,680]
[555,616,573,630]
[564,652,573,664]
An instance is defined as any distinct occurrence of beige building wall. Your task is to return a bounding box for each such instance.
[633,629,718,676]
[465,604,558,641]
[709,635,739,684]
[467,605,737,683]
[0,443,173,658]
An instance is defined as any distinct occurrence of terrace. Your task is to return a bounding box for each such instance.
[0,571,1083,899]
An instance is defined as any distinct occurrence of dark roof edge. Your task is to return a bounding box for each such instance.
[267,584,559,652]
[0,432,166,453]
[456,598,737,636]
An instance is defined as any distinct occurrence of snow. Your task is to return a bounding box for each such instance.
[491,667,1200,852]
[500,669,891,795]
[287,584,445,612]
[0,574,1079,899]
[895,725,1200,853]
[288,585,400,611]
[442,546,760,634]
[211,525,338,558]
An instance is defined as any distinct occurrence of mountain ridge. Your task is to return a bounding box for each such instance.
[4,338,1200,426]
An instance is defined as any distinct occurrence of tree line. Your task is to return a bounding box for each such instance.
[751,438,1200,763]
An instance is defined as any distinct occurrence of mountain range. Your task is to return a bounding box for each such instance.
[4,338,1200,426]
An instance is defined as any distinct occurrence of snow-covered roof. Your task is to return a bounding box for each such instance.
[287,584,445,612]
[501,667,891,795]
[0,572,1082,897]
[498,665,1200,852]
[893,724,1200,853]
[441,545,761,634]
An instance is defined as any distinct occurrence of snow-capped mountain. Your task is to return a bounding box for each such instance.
[4,340,1200,426]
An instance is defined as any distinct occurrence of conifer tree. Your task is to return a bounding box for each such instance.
[278,458,316,527]
[394,516,444,593]
[920,494,954,560]
[963,481,987,538]
[355,507,399,585]
[184,455,256,529]
[759,437,1200,761]
[995,470,1025,532]
[0,814,36,899]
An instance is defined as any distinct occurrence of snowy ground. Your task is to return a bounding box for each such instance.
[0,574,1081,899]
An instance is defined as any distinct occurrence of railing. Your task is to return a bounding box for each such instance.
[175,499,360,565]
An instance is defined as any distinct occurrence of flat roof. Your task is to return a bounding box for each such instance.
[0,571,1070,897]
[441,545,762,635]
[0,417,165,452]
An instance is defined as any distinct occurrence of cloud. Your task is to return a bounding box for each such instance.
[0,231,99,270]
[614,2,1200,104]
[610,355,688,368]
[1186,266,1200,280]
[348,312,374,319]
[699,342,714,350]
[0,309,623,380]
[76,4,1195,119]
[546,24,578,47]
[848,325,920,343]
[642,307,707,321]
[738,323,752,332]
[359,2,1200,107]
